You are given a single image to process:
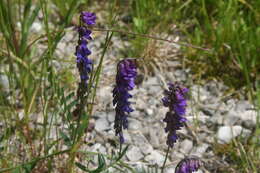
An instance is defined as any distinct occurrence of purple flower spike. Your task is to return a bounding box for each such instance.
[175,157,203,173]
[113,59,137,143]
[75,12,96,87]
[81,12,96,26]
[162,83,188,147]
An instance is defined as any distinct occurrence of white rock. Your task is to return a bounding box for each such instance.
[31,22,42,33]
[148,85,161,95]
[146,108,154,116]
[0,74,9,92]
[191,85,209,102]
[131,132,153,154]
[132,132,149,145]
[174,69,187,81]
[91,143,106,154]
[144,77,158,87]
[191,143,209,157]
[95,118,110,131]
[165,166,176,173]
[106,112,114,123]
[170,151,184,161]
[128,118,142,131]
[235,100,253,112]
[98,86,113,106]
[187,112,209,123]
[178,127,188,135]
[179,139,193,154]
[226,99,237,110]
[209,114,224,125]
[123,131,132,143]
[240,110,257,125]
[126,146,144,162]
[135,98,147,110]
[224,109,257,127]
[144,150,165,166]
[224,110,240,125]
[149,128,160,148]
[18,110,24,120]
[217,126,251,144]
[140,143,154,155]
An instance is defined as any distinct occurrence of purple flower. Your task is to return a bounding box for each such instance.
[113,59,137,143]
[162,83,188,147]
[175,157,202,173]
[75,12,96,87]
[81,12,96,26]
[78,27,92,40]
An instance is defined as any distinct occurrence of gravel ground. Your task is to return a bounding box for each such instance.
[0,12,258,173]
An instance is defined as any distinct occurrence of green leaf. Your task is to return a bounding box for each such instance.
[59,130,72,146]
[65,92,75,102]
[20,2,41,57]
[98,154,106,169]
[75,162,89,172]
[0,0,15,52]
[11,168,21,173]
[90,154,106,173]
[46,139,61,152]
[116,145,129,162]
[75,112,89,140]
[22,161,37,173]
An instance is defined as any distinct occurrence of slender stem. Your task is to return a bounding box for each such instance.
[92,27,212,52]
[161,146,170,173]
[119,142,122,154]
[89,31,113,115]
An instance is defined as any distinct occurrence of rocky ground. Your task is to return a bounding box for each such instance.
[0,12,258,173]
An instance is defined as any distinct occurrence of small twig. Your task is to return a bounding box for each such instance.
[92,27,212,52]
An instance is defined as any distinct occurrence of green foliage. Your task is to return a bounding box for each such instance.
[214,136,260,173]
[74,146,131,173]
[126,0,173,57]
[172,0,259,91]
[51,0,76,17]
[124,0,260,92]
[131,0,171,33]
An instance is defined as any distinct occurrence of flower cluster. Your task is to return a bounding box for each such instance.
[162,83,188,148]
[113,59,137,143]
[175,157,202,173]
[73,12,96,118]
[75,12,96,88]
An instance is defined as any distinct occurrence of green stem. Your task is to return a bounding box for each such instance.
[161,146,170,173]
[89,31,113,115]
[119,142,122,154]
